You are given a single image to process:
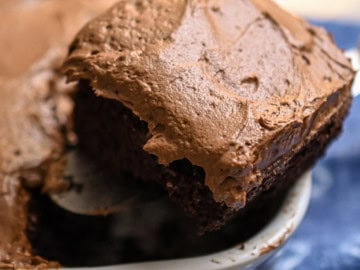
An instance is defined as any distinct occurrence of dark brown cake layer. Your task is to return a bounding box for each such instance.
[73,81,352,231]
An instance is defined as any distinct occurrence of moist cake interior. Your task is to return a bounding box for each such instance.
[28,184,283,267]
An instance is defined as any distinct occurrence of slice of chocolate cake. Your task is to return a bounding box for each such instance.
[0,50,68,269]
[63,0,354,231]
[0,0,355,268]
[0,0,118,268]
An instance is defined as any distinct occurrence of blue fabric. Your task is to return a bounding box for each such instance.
[260,22,360,270]
[310,21,360,50]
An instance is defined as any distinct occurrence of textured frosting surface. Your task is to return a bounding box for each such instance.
[0,0,118,267]
[64,0,354,209]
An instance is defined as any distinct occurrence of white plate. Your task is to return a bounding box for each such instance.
[65,172,311,270]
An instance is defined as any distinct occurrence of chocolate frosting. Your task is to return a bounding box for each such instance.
[0,0,118,267]
[63,0,354,209]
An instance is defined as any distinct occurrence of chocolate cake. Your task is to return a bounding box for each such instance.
[0,0,355,268]
[0,0,118,268]
[63,0,354,231]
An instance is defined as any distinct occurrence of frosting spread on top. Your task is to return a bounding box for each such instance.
[63,0,354,209]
